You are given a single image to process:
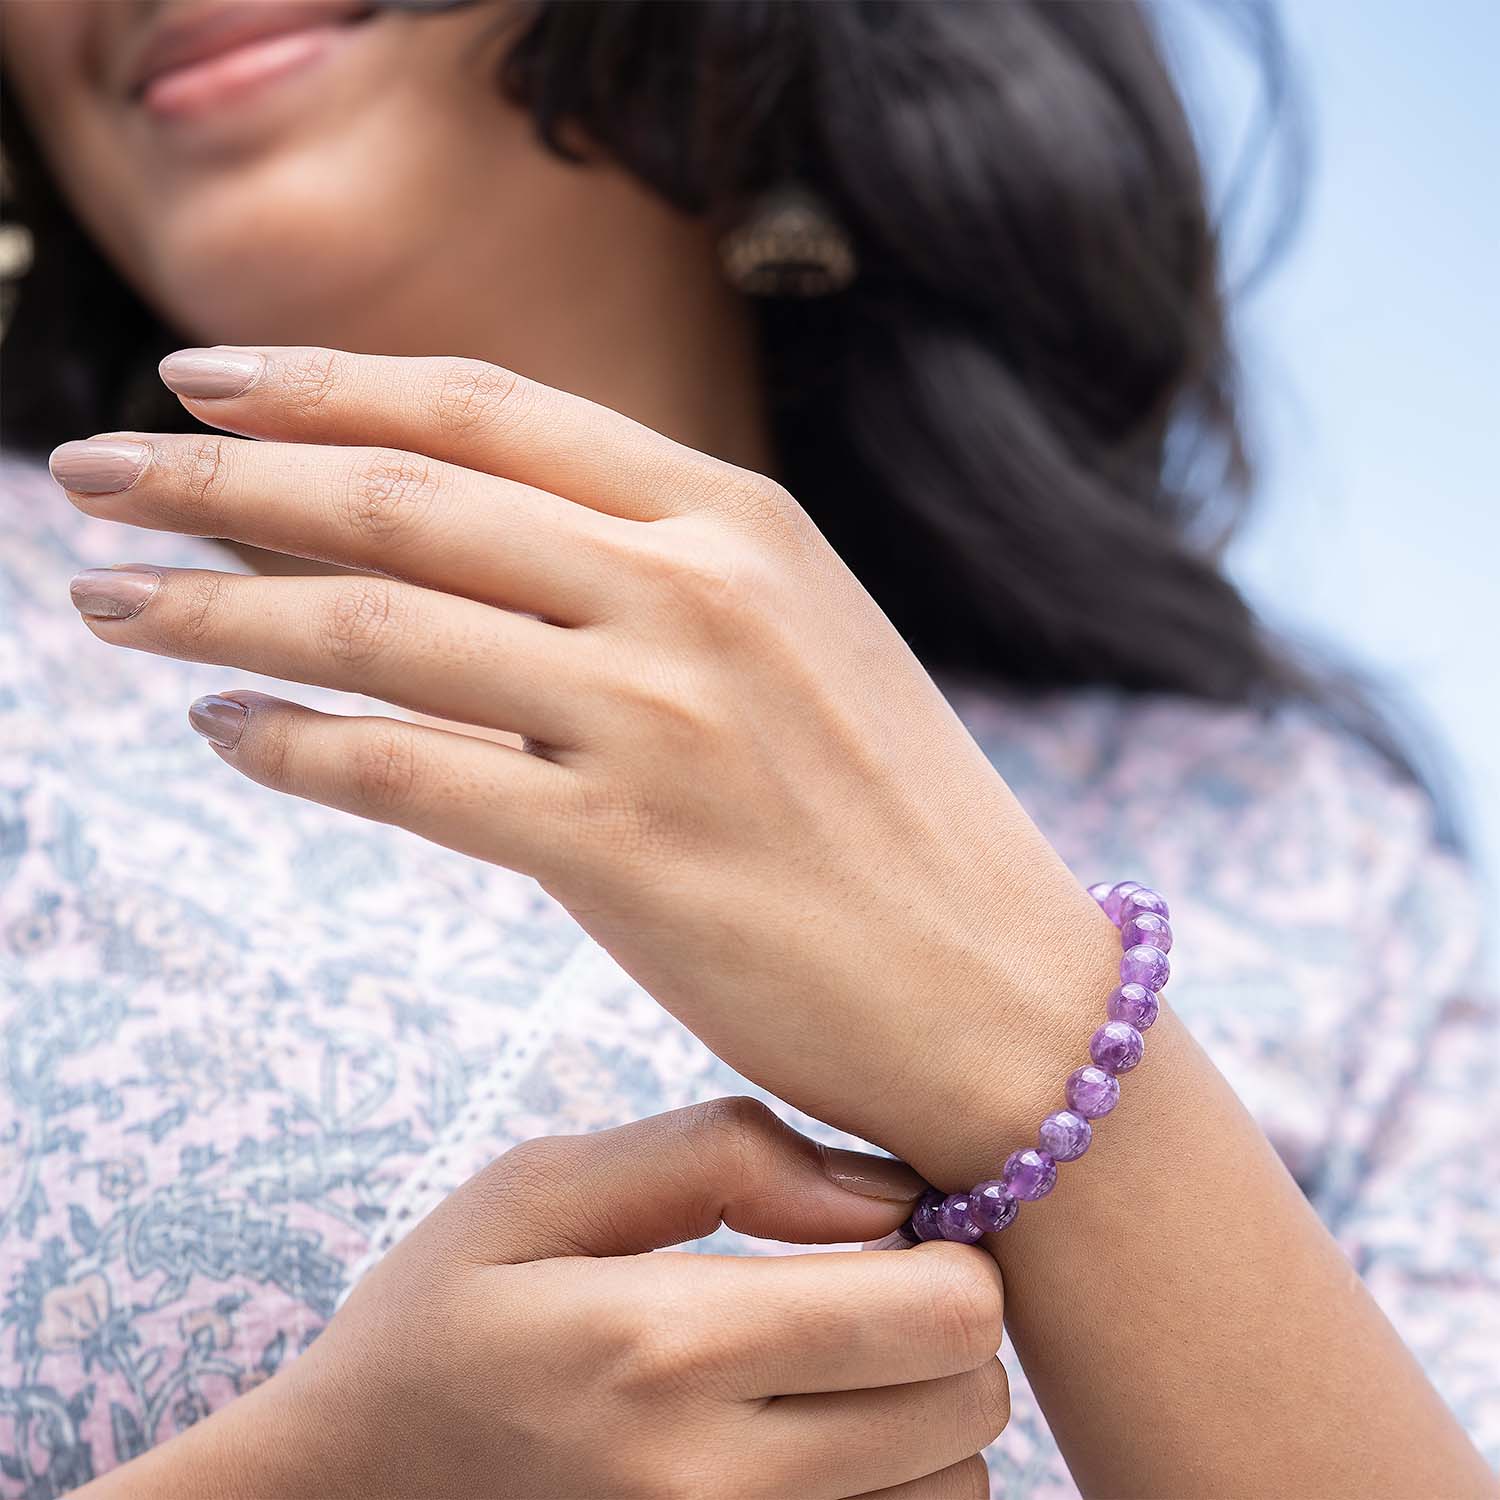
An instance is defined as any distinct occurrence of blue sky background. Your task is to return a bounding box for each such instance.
[1169,0,1498,977]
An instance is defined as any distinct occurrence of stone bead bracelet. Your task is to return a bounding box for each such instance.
[899,881,1170,1245]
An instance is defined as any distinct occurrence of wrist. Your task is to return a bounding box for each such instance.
[887,855,1153,1194]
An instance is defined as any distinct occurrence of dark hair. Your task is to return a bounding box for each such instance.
[0,1,1448,817]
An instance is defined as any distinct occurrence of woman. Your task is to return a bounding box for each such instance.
[1,1,1495,1495]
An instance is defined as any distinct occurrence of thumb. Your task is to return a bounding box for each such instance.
[440,1097,931,1264]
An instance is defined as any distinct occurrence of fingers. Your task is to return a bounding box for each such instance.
[448,1098,998,1393]
[440,1097,930,1264]
[765,1361,1008,1500]
[178,691,581,878]
[520,1240,1003,1499]
[549,1235,1003,1401]
[69,565,592,745]
[50,430,632,623]
[152,344,797,530]
[672,1240,1005,1397]
[854,1456,991,1500]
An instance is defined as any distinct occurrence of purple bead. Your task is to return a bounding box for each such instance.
[1003,1147,1057,1201]
[1087,880,1115,909]
[936,1193,984,1243]
[1038,1108,1093,1162]
[1090,1020,1145,1075]
[1107,982,1159,1031]
[967,1180,1020,1233]
[1120,944,1170,991]
[1101,881,1144,924]
[910,1189,945,1242]
[1121,911,1173,954]
[1066,1064,1121,1118]
[1119,887,1170,924]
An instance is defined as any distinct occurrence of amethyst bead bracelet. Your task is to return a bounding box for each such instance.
[900,880,1171,1244]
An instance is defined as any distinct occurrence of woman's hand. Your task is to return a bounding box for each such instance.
[53,344,1114,1170]
[57,352,1500,1500]
[79,1100,1006,1500]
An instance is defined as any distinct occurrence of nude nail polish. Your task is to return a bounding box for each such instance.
[187,695,248,750]
[49,439,151,494]
[158,348,265,398]
[68,565,161,620]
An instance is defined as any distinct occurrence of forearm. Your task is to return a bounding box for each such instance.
[72,1376,327,1500]
[883,841,1495,1498]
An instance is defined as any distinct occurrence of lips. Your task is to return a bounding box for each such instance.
[126,1,376,106]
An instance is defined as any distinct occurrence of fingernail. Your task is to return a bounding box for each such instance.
[188,694,248,750]
[69,564,161,620]
[862,1229,922,1252]
[159,347,265,399]
[49,439,151,494]
[818,1147,929,1204]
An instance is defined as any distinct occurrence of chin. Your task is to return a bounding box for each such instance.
[138,159,416,346]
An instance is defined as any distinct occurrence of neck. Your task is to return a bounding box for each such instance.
[370,226,774,478]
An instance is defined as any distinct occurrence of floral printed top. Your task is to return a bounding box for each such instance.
[1,454,1496,1497]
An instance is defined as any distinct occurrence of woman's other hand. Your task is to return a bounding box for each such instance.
[78,1099,1005,1500]
[52,346,1113,1169]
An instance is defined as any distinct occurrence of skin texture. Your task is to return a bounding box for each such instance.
[49,345,1079,1158]
[51,348,1499,1499]
[73,1100,1004,1500]
[5,2,1497,1495]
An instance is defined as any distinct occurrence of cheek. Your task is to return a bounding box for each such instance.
[3,1,536,344]
[129,85,540,342]
[6,1,610,352]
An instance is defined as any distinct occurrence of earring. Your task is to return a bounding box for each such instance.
[718,181,857,298]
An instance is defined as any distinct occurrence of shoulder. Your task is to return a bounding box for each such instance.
[945,674,1486,1026]
[945,675,1465,898]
